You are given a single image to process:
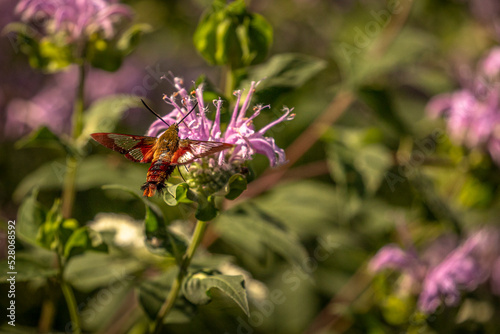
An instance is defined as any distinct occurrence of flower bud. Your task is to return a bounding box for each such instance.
[193,0,273,69]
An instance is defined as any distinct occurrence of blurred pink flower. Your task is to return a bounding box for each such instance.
[147,77,295,167]
[16,0,132,43]
[371,228,500,313]
[418,229,497,313]
[369,244,419,272]
[427,47,500,165]
[4,59,144,138]
[481,47,500,78]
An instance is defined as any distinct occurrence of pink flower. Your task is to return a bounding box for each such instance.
[371,228,500,314]
[4,58,144,138]
[481,47,500,78]
[16,0,132,42]
[147,77,295,167]
[418,231,491,313]
[426,47,500,165]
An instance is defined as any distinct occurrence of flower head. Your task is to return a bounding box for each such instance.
[16,0,132,43]
[371,228,500,314]
[369,244,419,273]
[417,230,492,313]
[427,47,500,165]
[147,77,295,167]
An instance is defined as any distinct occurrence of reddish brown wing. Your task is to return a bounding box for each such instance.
[172,140,233,165]
[91,133,157,163]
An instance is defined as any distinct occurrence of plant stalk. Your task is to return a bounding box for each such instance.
[150,220,208,334]
[62,63,86,218]
[61,279,82,334]
[58,253,82,334]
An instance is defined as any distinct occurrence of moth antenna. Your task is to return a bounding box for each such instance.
[141,99,170,127]
[177,166,187,182]
[177,102,199,126]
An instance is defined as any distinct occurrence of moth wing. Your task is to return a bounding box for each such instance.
[91,133,157,163]
[174,140,233,165]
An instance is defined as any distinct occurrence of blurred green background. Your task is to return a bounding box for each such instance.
[2,0,500,333]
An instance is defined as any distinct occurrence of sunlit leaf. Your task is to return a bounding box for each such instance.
[182,271,249,316]
[164,183,197,206]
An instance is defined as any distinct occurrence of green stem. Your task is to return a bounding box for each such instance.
[61,279,82,334]
[62,63,86,218]
[58,254,82,334]
[150,220,208,334]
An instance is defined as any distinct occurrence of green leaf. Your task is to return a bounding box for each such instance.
[252,181,362,236]
[4,23,75,72]
[215,206,309,268]
[163,170,247,221]
[36,199,65,250]
[87,24,151,71]
[243,53,327,105]
[15,126,73,154]
[13,155,147,201]
[326,128,392,196]
[63,226,108,260]
[354,144,393,195]
[138,269,195,323]
[65,252,143,292]
[195,196,218,222]
[164,183,197,206]
[182,271,249,316]
[87,36,123,71]
[0,256,58,282]
[335,27,434,88]
[117,24,153,55]
[17,189,46,245]
[17,191,106,260]
[266,266,317,332]
[211,173,247,200]
[63,227,89,258]
[357,88,410,135]
[81,279,133,331]
[78,95,143,147]
[103,185,187,259]
[37,37,74,72]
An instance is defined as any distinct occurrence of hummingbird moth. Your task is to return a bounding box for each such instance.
[91,100,233,197]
